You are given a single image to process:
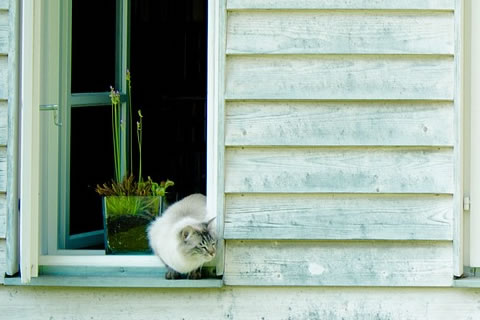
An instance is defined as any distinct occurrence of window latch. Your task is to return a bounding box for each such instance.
[40,104,62,126]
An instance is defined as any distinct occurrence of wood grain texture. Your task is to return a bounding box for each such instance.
[0,11,8,54]
[0,239,5,283]
[0,146,6,192]
[225,55,454,100]
[3,287,480,320]
[224,240,453,286]
[0,56,7,100]
[226,0,455,10]
[0,101,7,146]
[225,101,454,147]
[225,147,453,193]
[227,11,454,54]
[224,194,453,240]
[0,193,6,238]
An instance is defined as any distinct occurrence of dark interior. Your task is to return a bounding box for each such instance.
[68,0,208,245]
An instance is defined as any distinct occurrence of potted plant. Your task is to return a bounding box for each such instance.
[96,70,173,254]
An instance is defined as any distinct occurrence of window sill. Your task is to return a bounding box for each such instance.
[4,266,223,288]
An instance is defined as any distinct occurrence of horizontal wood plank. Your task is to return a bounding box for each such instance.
[225,147,453,193]
[225,55,454,100]
[0,239,5,283]
[226,0,454,10]
[0,11,8,54]
[0,56,7,100]
[225,101,454,146]
[224,240,453,286]
[224,194,453,240]
[0,147,6,192]
[227,11,453,54]
[0,101,7,145]
[0,193,6,238]
[4,287,480,319]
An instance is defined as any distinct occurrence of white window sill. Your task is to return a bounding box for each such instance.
[4,265,223,288]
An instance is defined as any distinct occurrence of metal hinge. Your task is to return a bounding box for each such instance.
[464,196,471,211]
[40,104,62,126]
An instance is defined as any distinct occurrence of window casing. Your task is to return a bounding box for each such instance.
[18,0,225,284]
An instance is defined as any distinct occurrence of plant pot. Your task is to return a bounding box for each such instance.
[102,196,165,254]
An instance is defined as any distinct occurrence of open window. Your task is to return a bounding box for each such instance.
[17,0,224,285]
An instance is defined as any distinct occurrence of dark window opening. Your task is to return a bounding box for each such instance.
[68,0,208,248]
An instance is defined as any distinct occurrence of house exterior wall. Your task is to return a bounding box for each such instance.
[2,0,480,319]
[0,0,11,283]
[223,0,459,286]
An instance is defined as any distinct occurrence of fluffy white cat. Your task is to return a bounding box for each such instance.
[148,193,216,279]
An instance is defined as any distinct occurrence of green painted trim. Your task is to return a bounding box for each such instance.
[71,92,112,106]
[4,266,223,288]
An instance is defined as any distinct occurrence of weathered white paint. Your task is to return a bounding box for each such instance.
[0,147,7,192]
[0,239,5,280]
[470,0,480,267]
[6,0,21,278]
[0,101,7,146]
[0,286,480,320]
[225,55,454,100]
[0,193,6,238]
[227,0,455,10]
[452,0,464,276]
[206,0,227,276]
[225,240,453,286]
[225,147,454,193]
[0,11,7,55]
[224,194,453,240]
[227,11,454,54]
[226,101,454,147]
[19,0,41,283]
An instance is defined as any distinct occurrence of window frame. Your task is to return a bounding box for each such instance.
[17,0,225,285]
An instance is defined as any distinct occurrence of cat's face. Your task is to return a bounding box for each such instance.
[179,222,216,261]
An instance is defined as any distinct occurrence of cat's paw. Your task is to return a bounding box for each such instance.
[188,268,202,280]
[165,270,183,280]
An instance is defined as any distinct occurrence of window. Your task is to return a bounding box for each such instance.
[18,0,224,285]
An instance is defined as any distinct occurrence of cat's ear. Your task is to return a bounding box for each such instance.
[207,217,216,232]
[207,216,216,227]
[180,226,195,242]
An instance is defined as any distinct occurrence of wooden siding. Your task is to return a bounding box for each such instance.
[226,101,454,147]
[0,10,8,55]
[227,11,454,55]
[1,286,480,320]
[223,0,457,287]
[0,239,5,278]
[224,194,453,240]
[225,240,453,286]
[226,0,455,10]
[225,147,453,194]
[225,55,454,100]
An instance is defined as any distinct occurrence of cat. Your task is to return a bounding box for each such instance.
[147,193,216,279]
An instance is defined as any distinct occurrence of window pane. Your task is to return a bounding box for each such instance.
[71,0,116,93]
[69,106,114,236]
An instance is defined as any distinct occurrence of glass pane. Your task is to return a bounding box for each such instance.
[69,106,114,235]
[71,0,116,93]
